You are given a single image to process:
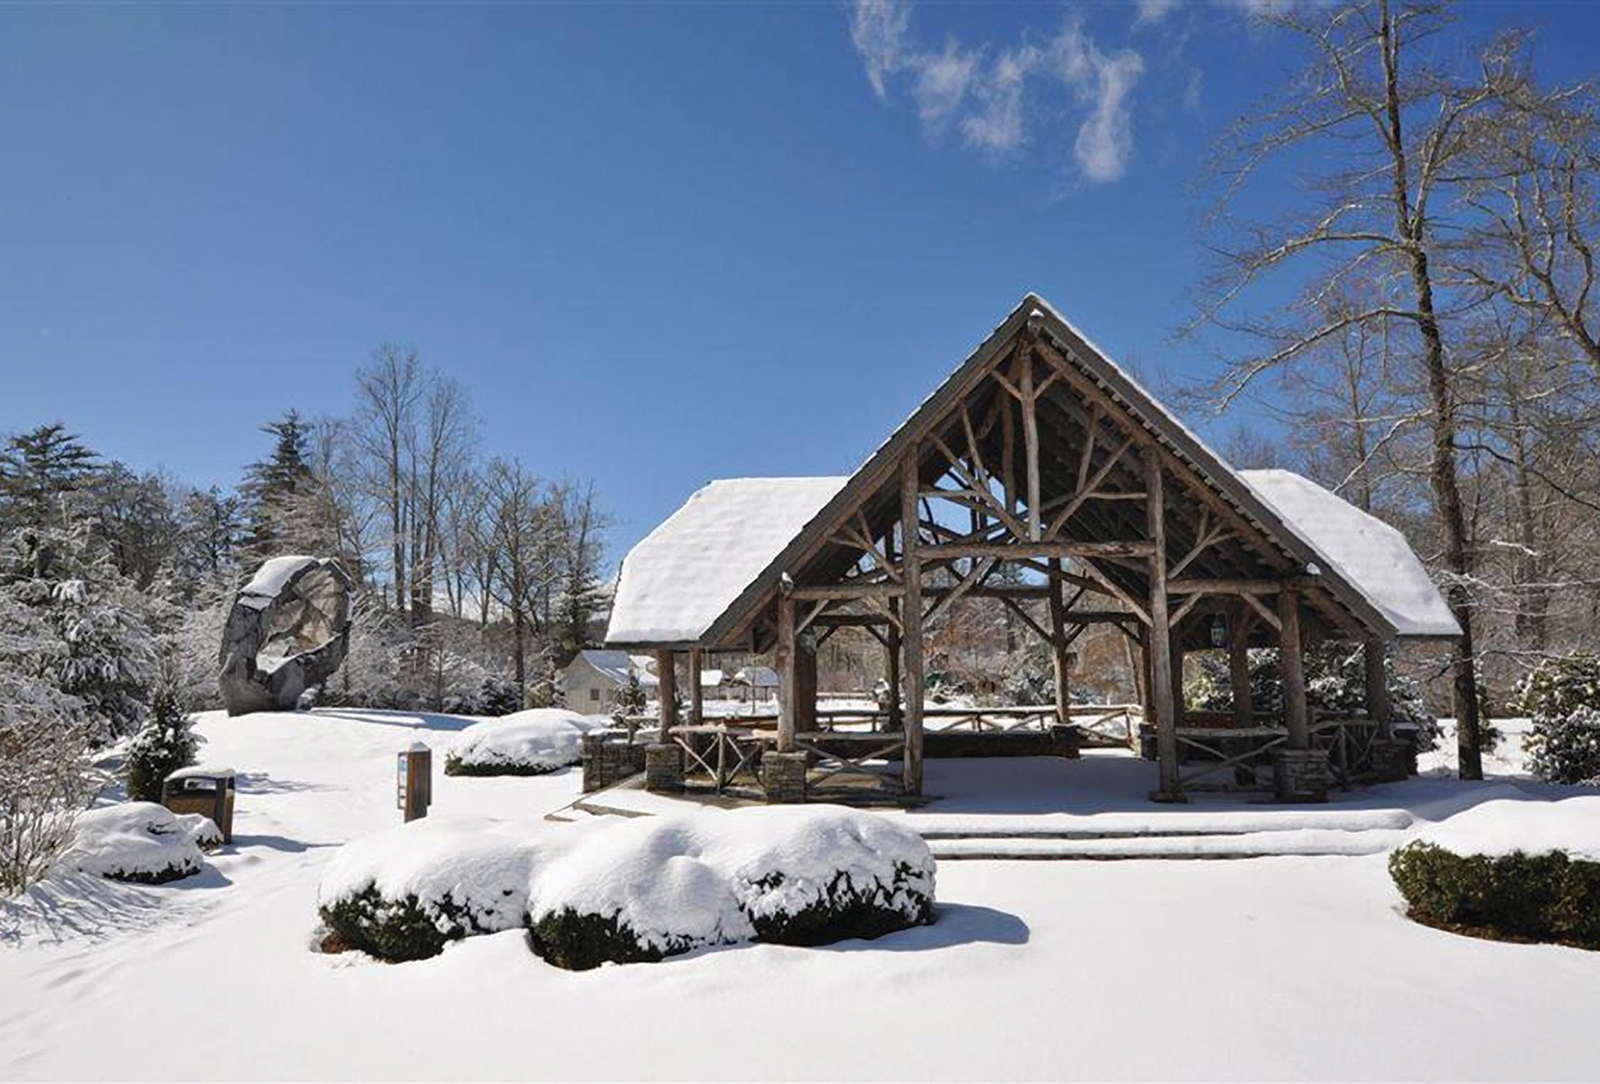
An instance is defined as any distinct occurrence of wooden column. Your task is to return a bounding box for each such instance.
[899,449,925,796]
[1170,635,1186,731]
[654,649,678,740]
[1047,559,1071,725]
[1020,352,1041,540]
[687,647,704,725]
[885,613,903,732]
[775,594,797,753]
[796,631,818,734]
[1365,638,1393,738]
[1278,589,1309,749]
[1229,604,1254,729]
[1144,448,1181,799]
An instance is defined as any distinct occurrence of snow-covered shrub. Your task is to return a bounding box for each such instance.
[316,818,542,962]
[1520,655,1600,785]
[720,806,937,946]
[444,709,603,776]
[1525,706,1600,787]
[525,807,937,970]
[1390,798,1600,949]
[174,812,223,851]
[0,614,102,894]
[126,648,200,801]
[58,802,206,884]
[526,818,754,970]
[1189,644,1436,745]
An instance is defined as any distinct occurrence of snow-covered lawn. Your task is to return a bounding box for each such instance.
[5,708,1600,1081]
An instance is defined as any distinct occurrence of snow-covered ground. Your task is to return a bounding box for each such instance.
[5,708,1600,1081]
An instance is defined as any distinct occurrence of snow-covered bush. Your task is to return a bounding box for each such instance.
[0,604,103,894]
[1520,655,1600,785]
[444,709,603,776]
[58,802,206,884]
[126,648,200,802]
[526,807,937,970]
[174,812,223,851]
[1525,706,1600,787]
[1390,799,1600,949]
[316,818,542,962]
[1189,644,1437,745]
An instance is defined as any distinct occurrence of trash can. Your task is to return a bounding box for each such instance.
[162,767,237,843]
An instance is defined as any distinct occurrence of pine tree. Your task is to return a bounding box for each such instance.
[0,423,100,529]
[126,647,199,801]
[549,569,603,669]
[0,520,159,742]
[240,411,315,557]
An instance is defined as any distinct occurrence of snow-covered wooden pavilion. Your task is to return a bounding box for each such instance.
[606,295,1459,803]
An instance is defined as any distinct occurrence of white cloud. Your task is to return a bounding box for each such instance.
[849,0,913,99]
[845,2,1147,184]
[1133,0,1180,26]
[911,40,979,126]
[1048,21,1145,182]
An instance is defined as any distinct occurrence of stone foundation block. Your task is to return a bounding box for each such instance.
[761,751,808,804]
[644,743,684,793]
[582,731,648,793]
[1049,724,1081,760]
[1368,737,1412,783]
[1272,748,1330,803]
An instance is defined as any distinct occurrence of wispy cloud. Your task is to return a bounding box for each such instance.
[1133,0,1180,26]
[846,1,1147,184]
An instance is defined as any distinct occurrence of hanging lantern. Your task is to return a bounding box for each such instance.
[1209,613,1228,648]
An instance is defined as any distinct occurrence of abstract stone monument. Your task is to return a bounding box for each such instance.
[219,556,354,716]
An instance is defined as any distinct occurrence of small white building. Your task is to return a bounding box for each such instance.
[732,665,779,703]
[562,649,657,711]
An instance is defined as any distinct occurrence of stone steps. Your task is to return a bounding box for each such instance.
[926,827,1409,860]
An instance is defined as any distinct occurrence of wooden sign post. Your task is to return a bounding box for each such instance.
[397,742,432,822]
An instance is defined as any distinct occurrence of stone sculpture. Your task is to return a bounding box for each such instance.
[219,556,353,716]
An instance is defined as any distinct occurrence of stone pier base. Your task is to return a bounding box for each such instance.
[1049,724,1081,759]
[761,752,809,804]
[1272,748,1330,803]
[1367,737,1412,783]
[644,743,684,793]
[581,731,647,793]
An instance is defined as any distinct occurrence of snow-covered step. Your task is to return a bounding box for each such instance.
[928,827,1410,860]
[904,808,1414,840]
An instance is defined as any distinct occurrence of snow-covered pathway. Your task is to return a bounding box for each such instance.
[5,709,1600,1081]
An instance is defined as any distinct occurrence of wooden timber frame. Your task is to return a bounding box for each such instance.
[615,296,1457,801]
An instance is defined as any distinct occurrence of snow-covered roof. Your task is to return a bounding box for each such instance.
[734,666,778,688]
[606,477,849,646]
[1240,470,1461,639]
[571,650,657,687]
[701,669,724,687]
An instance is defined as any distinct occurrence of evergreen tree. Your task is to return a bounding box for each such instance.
[126,647,199,801]
[0,520,159,743]
[240,410,315,557]
[0,423,100,529]
[549,568,604,668]
[174,486,247,588]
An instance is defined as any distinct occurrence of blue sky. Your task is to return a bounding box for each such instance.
[2,1,1594,562]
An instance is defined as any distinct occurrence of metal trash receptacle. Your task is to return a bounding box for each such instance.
[162,767,237,843]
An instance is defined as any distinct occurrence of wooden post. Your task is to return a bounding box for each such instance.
[1020,352,1041,540]
[885,613,903,732]
[1144,448,1182,800]
[1278,590,1309,749]
[1047,559,1071,725]
[796,631,818,734]
[1229,603,1254,729]
[687,647,704,725]
[398,743,432,823]
[1365,638,1393,738]
[655,649,678,741]
[776,594,797,753]
[900,449,925,796]
[1170,635,1186,731]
